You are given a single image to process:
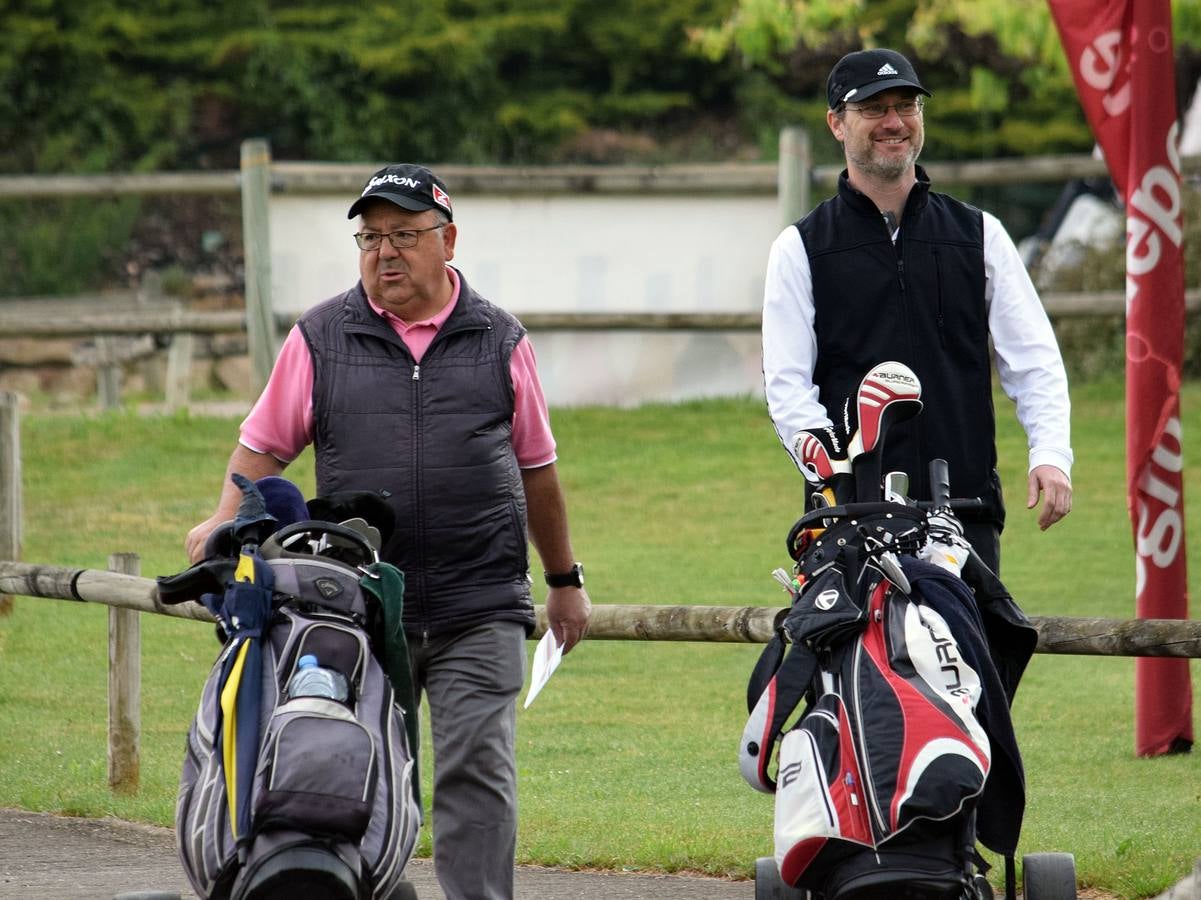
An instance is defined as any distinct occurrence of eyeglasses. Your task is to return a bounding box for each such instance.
[353,224,444,251]
[844,98,924,119]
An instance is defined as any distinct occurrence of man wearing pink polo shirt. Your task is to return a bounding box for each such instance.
[186,163,592,900]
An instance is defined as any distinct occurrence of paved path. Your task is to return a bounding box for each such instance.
[0,808,754,900]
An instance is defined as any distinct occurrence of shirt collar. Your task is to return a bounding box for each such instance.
[366,266,460,330]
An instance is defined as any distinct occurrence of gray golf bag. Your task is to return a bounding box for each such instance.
[159,478,421,900]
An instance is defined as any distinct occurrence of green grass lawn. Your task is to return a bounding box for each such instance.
[1,380,1200,897]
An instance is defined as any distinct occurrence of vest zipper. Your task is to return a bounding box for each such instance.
[411,360,426,634]
[932,248,946,348]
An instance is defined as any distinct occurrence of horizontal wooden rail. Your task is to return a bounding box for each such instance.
[3,560,1200,657]
[0,171,241,197]
[0,309,245,337]
[3,153,1198,199]
[4,289,1195,339]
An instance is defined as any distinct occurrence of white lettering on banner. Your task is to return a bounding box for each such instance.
[1136,417,1185,600]
[1130,166,1183,250]
[1079,30,1131,117]
[1126,123,1183,294]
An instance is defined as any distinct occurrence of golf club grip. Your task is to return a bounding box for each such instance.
[929,458,950,509]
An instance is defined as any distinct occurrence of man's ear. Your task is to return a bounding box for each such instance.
[441,222,458,261]
[826,108,845,143]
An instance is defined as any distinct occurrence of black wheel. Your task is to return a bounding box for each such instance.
[755,856,811,899]
[384,880,419,900]
[971,873,994,900]
[1022,852,1077,900]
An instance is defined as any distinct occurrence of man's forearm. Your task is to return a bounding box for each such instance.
[520,462,574,572]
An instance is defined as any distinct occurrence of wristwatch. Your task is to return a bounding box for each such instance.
[544,563,585,588]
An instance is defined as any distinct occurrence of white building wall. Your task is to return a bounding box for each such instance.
[269,191,783,406]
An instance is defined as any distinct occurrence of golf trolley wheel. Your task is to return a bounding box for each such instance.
[755,856,811,899]
[1022,852,1077,900]
[970,873,994,900]
[384,881,419,900]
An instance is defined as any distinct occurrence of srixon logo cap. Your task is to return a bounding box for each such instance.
[826,48,931,109]
[348,163,454,221]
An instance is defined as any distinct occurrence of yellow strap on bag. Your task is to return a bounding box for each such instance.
[220,639,251,838]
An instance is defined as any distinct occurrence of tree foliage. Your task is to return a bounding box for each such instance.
[7,0,1197,174]
[0,0,745,172]
[693,0,1201,161]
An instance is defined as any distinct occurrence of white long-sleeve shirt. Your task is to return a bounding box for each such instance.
[762,211,1073,479]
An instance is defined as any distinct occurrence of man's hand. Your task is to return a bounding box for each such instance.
[546,586,592,654]
[1028,464,1072,530]
[186,515,228,563]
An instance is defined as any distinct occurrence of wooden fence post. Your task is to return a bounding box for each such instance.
[241,138,277,394]
[778,126,811,228]
[165,332,195,412]
[95,337,122,410]
[107,552,141,794]
[0,392,20,615]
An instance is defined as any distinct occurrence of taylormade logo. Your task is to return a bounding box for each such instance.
[362,174,422,195]
[822,426,842,456]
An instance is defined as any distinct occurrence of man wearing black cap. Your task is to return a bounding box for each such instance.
[762,48,1074,572]
[187,163,592,899]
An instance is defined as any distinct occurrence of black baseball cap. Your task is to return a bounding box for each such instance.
[827,49,930,109]
[347,163,454,221]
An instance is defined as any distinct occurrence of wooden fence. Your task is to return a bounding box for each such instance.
[3,554,1201,792]
[3,384,1201,787]
[3,137,1201,406]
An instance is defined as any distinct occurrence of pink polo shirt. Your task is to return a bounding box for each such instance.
[239,267,557,468]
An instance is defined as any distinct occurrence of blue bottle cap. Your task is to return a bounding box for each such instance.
[298,654,318,669]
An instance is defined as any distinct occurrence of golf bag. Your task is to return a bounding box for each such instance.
[742,362,1035,899]
[158,476,421,900]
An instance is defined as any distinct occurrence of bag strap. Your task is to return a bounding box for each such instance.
[739,633,820,793]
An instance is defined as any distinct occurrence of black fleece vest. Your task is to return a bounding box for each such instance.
[797,167,1003,523]
[298,270,534,637]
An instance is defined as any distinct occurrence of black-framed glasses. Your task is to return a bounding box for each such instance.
[353,224,444,251]
[844,97,924,119]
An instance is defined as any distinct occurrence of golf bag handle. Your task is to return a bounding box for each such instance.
[791,501,926,533]
[262,520,379,565]
[929,458,951,509]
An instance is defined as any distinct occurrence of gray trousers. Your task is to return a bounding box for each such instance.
[408,620,527,900]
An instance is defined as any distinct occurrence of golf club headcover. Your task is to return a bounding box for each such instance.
[309,491,397,548]
[846,362,924,501]
[255,476,310,530]
[793,425,851,485]
[845,361,923,459]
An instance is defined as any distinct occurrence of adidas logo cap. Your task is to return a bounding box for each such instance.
[826,48,931,109]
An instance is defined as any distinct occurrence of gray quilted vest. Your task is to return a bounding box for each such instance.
[297,270,535,639]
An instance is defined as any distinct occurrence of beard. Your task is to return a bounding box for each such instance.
[845,129,924,181]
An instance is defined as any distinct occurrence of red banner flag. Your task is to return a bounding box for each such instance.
[1049,0,1192,756]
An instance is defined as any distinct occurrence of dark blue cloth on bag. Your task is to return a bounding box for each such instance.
[900,556,1033,856]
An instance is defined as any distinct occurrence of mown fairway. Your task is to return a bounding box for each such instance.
[1,380,1199,897]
